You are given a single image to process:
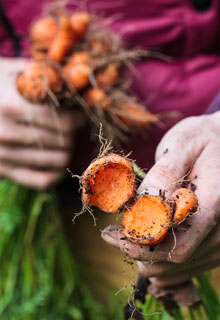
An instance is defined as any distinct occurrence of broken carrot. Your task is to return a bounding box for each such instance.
[82,153,136,213]
[122,195,172,245]
[170,188,198,224]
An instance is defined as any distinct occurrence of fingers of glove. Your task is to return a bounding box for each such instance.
[0,121,71,149]
[0,146,70,169]
[0,103,84,134]
[0,163,64,190]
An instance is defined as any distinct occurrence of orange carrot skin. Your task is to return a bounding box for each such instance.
[89,38,111,55]
[30,16,58,49]
[122,195,172,245]
[16,61,63,102]
[95,64,119,88]
[85,88,112,110]
[118,103,159,128]
[70,12,90,38]
[67,51,90,66]
[82,153,136,213]
[63,63,91,90]
[171,188,198,224]
[48,16,76,63]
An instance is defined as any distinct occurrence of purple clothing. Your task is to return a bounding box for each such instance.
[1,0,220,169]
[206,91,220,114]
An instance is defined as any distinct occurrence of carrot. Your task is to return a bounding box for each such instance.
[95,63,119,88]
[170,188,198,224]
[89,38,111,54]
[82,153,136,213]
[48,15,76,63]
[117,103,159,128]
[30,16,58,50]
[30,44,48,60]
[16,61,63,102]
[85,88,112,110]
[67,51,90,66]
[121,195,172,245]
[62,63,91,90]
[70,11,90,38]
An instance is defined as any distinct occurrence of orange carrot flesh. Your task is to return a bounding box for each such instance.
[70,11,90,38]
[85,88,112,110]
[63,63,90,90]
[171,188,198,224]
[82,153,136,213]
[48,16,76,63]
[16,61,63,102]
[30,16,58,49]
[122,195,172,245]
[95,63,119,88]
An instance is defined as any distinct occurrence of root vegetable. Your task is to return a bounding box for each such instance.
[30,44,48,60]
[122,195,172,245]
[48,16,76,63]
[95,63,119,88]
[89,38,111,54]
[16,61,63,102]
[70,11,90,38]
[85,88,112,109]
[67,51,90,66]
[63,63,91,90]
[171,188,198,224]
[30,16,58,50]
[118,103,159,128]
[82,153,136,213]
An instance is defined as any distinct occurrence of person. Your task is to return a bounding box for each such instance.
[1,0,220,306]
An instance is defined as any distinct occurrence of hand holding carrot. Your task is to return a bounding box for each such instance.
[0,58,84,190]
[102,112,220,286]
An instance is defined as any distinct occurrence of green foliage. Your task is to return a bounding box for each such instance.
[0,180,122,320]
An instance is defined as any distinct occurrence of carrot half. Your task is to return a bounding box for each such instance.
[170,188,198,224]
[122,195,172,245]
[82,153,136,213]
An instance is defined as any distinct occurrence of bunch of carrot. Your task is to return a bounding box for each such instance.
[16,9,160,141]
[81,152,198,245]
